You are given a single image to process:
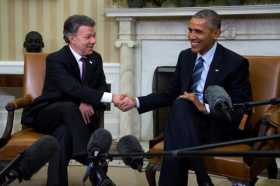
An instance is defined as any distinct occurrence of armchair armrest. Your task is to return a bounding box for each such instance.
[0,95,33,148]
[263,105,280,128]
[243,105,280,164]
[5,95,33,111]
[149,133,164,149]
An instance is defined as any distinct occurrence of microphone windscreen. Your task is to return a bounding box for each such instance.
[205,85,232,112]
[87,128,112,155]
[20,135,59,179]
[117,135,144,171]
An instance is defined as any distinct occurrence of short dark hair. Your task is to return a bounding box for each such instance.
[193,9,221,30]
[63,15,96,43]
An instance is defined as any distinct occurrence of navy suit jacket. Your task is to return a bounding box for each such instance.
[22,46,108,125]
[138,43,252,131]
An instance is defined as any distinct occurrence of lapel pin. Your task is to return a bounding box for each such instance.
[89,60,93,64]
[215,69,219,72]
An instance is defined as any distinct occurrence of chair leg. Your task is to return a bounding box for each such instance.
[267,159,278,179]
[145,163,159,186]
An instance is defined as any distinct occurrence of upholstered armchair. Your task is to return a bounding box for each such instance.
[145,56,280,186]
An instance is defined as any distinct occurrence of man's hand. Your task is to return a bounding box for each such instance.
[178,91,207,113]
[112,93,126,107]
[79,102,95,124]
[119,96,136,112]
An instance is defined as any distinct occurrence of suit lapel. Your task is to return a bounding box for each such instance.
[64,46,82,81]
[83,54,98,82]
[183,52,197,91]
[204,44,223,89]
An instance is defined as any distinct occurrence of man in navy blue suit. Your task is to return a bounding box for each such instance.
[119,9,252,186]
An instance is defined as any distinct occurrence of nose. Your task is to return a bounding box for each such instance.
[90,36,96,44]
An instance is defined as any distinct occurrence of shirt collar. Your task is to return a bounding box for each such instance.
[196,42,217,63]
[69,45,83,62]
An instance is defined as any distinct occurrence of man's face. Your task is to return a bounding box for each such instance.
[69,25,96,56]
[187,18,220,55]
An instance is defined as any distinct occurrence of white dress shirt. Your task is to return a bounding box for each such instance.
[69,46,112,103]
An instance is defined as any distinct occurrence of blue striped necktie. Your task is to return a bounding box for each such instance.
[191,57,204,94]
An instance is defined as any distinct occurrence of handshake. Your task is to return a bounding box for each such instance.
[112,94,137,112]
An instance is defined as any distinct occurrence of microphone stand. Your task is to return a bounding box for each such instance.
[83,152,116,186]
[233,98,280,110]
[97,99,280,170]
[105,133,280,159]
[0,154,23,186]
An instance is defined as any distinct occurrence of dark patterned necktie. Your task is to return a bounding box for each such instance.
[190,57,204,94]
[80,57,87,81]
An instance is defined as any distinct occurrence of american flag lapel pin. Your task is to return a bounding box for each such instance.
[215,69,219,72]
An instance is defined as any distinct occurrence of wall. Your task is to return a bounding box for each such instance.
[0,0,119,63]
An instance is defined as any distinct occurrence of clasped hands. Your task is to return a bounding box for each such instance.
[112,94,136,112]
[79,94,135,125]
[111,91,206,113]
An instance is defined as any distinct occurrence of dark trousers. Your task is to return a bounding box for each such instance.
[33,102,96,186]
[159,99,213,186]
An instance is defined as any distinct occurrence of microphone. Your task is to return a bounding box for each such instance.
[0,135,59,185]
[117,135,144,172]
[204,85,232,122]
[87,128,112,158]
[84,128,116,186]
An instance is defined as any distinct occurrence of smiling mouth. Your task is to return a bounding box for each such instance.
[191,42,200,47]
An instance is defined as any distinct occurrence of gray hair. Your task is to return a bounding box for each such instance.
[193,9,221,30]
[63,15,95,43]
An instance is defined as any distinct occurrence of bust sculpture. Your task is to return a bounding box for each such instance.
[23,31,44,53]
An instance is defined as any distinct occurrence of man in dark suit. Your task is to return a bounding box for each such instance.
[119,9,252,186]
[21,15,123,186]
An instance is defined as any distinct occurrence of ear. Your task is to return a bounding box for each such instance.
[68,35,75,43]
[213,29,221,40]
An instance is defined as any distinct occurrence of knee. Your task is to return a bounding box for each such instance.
[61,101,78,109]
[52,125,72,142]
[59,101,79,114]
[172,98,194,110]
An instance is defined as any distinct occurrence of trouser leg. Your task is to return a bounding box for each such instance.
[47,125,72,186]
[34,102,95,186]
[159,99,212,186]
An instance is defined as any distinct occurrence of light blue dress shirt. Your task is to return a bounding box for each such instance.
[194,42,217,102]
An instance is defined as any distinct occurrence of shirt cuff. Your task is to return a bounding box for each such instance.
[135,97,140,108]
[204,103,210,113]
[101,92,112,103]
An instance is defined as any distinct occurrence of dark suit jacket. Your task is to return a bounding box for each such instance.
[138,43,252,136]
[22,46,108,125]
